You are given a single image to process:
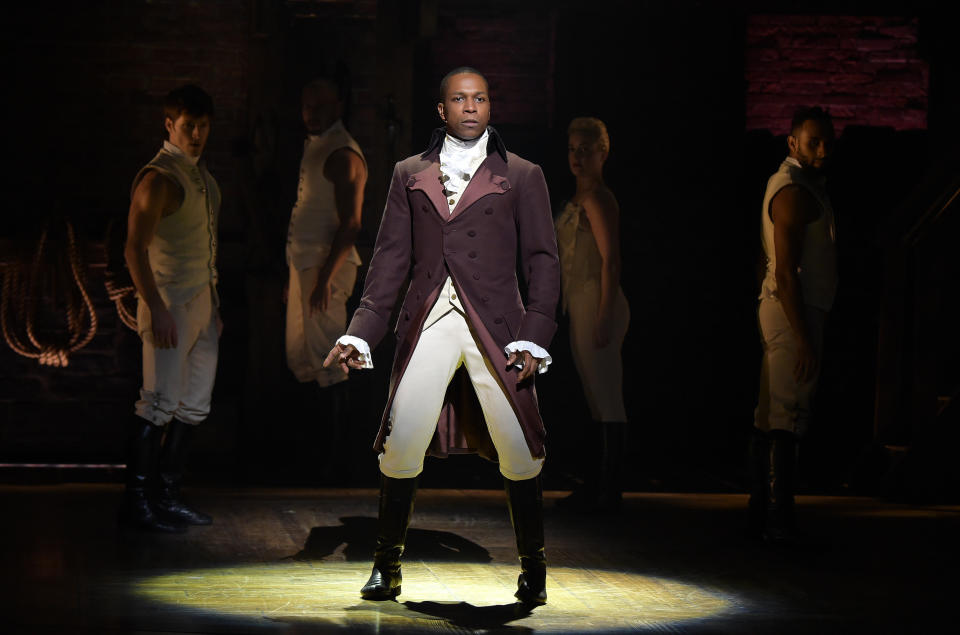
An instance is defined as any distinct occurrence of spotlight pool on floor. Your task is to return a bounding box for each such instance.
[134,560,735,632]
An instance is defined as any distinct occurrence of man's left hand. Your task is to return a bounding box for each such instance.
[506,349,540,383]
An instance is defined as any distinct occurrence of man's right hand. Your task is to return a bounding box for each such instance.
[794,338,819,384]
[151,304,178,349]
[323,342,365,374]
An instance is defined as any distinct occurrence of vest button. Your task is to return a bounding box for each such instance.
[481,296,489,303]
[421,205,429,213]
[468,251,477,259]
[484,208,493,215]
[494,317,503,324]
[472,272,480,280]
[467,230,477,237]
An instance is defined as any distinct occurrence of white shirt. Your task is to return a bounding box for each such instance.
[338,130,551,372]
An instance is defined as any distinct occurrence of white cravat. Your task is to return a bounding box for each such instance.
[338,129,551,373]
[439,129,488,213]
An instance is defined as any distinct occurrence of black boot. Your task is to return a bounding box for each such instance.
[596,422,625,512]
[505,475,547,605]
[556,422,601,511]
[361,475,418,600]
[119,417,186,533]
[765,430,798,544]
[746,428,770,540]
[320,382,351,485]
[155,420,212,525]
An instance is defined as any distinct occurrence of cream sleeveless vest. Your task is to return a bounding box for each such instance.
[760,157,838,312]
[286,120,365,270]
[131,141,220,306]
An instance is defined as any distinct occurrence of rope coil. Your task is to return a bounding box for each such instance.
[1,219,99,367]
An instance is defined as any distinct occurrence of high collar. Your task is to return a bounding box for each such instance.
[442,128,488,156]
[163,140,201,166]
[784,155,826,184]
[307,119,344,142]
[423,125,508,162]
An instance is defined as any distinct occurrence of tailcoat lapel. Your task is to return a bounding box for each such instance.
[405,159,450,223]
[448,153,511,222]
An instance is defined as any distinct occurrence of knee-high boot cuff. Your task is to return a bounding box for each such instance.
[156,420,212,525]
[748,429,770,506]
[362,475,418,600]
[125,416,164,490]
[119,416,185,533]
[766,430,798,538]
[504,475,547,604]
[599,421,625,509]
[373,474,419,565]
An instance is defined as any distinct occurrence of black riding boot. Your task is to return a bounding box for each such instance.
[765,430,798,543]
[361,475,418,600]
[746,428,770,539]
[505,475,547,605]
[119,417,186,533]
[155,420,212,525]
[556,421,601,511]
[596,422,625,512]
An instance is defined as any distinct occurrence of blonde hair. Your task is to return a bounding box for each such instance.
[567,117,610,153]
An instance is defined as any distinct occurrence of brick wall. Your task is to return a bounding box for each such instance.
[745,15,928,133]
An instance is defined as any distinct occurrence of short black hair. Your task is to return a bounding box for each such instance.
[439,66,489,101]
[163,84,214,122]
[790,106,833,136]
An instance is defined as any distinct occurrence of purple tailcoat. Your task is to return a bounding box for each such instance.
[346,127,560,461]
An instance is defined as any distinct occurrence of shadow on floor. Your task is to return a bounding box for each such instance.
[291,515,493,563]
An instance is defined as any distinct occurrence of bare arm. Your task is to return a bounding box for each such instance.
[124,170,183,348]
[770,184,820,382]
[581,188,621,348]
[311,147,366,313]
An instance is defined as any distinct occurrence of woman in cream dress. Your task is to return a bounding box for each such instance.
[555,117,631,511]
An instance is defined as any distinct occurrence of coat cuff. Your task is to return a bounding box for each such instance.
[515,309,558,353]
[336,335,374,369]
[504,340,552,374]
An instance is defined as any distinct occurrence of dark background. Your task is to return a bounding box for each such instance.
[1,0,957,499]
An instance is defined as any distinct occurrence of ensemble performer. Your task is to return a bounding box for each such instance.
[324,67,560,604]
[285,77,366,391]
[750,106,837,543]
[554,117,631,512]
[121,85,220,532]
[284,78,366,478]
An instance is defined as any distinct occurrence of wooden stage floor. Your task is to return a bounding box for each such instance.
[1,485,956,634]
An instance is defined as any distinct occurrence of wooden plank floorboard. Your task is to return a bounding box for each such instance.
[0,485,956,633]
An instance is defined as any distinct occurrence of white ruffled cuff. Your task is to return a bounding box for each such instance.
[503,340,552,374]
[336,335,374,369]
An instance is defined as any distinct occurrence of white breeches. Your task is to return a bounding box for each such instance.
[135,286,219,426]
[754,297,826,437]
[380,306,544,482]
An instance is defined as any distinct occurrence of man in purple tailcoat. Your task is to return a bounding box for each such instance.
[324,67,560,605]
